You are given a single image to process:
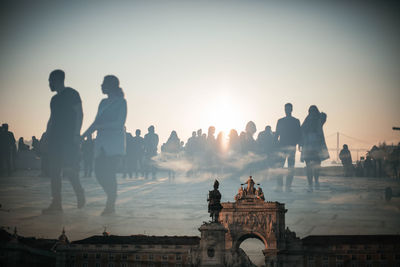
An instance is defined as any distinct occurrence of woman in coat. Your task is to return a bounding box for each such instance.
[300,105,329,192]
[82,75,127,215]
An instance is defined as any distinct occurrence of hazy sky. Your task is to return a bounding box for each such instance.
[1,1,399,151]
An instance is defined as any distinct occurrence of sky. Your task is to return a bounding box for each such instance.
[1,1,399,154]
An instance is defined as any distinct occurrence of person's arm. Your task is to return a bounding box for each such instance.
[296,119,302,148]
[73,103,83,143]
[45,99,54,137]
[275,120,280,143]
[320,112,327,125]
[82,100,104,138]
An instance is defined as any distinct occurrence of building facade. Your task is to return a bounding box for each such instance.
[55,233,200,267]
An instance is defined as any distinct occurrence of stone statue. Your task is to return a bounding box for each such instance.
[208,180,223,222]
[255,187,265,200]
[245,176,256,195]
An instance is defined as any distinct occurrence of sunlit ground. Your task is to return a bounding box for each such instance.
[0,170,399,266]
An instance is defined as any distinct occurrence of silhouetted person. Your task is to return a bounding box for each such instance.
[82,75,127,215]
[195,129,206,158]
[43,70,85,214]
[228,129,240,154]
[81,134,94,177]
[205,126,217,170]
[31,136,40,156]
[364,155,374,177]
[126,129,145,178]
[144,125,159,179]
[369,145,384,177]
[18,137,29,152]
[216,131,225,157]
[275,103,301,192]
[390,143,400,179]
[39,132,50,177]
[256,125,276,171]
[185,131,197,159]
[244,121,257,153]
[339,144,353,177]
[257,125,276,154]
[0,126,11,176]
[2,123,16,173]
[207,126,216,145]
[239,131,247,154]
[161,130,181,179]
[300,105,329,192]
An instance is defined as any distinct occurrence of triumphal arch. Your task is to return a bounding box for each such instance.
[218,176,288,265]
[193,176,301,267]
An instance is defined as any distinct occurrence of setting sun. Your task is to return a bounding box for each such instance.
[202,92,245,137]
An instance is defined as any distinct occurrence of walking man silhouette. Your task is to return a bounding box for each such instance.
[42,70,85,214]
[275,103,301,192]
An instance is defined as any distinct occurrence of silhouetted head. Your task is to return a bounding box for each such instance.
[135,129,141,136]
[192,131,196,137]
[19,137,24,142]
[217,131,224,141]
[208,126,215,136]
[148,125,155,133]
[2,123,8,131]
[343,144,348,149]
[229,129,238,139]
[245,121,257,135]
[214,180,219,190]
[49,70,65,92]
[197,129,202,137]
[284,103,293,117]
[308,105,320,116]
[170,130,177,139]
[265,125,271,132]
[101,75,124,97]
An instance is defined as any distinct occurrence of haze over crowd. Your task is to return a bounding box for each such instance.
[1,1,399,149]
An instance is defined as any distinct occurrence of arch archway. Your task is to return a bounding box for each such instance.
[234,232,268,251]
[238,235,267,267]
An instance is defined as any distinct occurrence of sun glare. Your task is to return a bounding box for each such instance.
[203,93,244,140]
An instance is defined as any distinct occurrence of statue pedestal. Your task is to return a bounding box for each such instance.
[197,222,227,267]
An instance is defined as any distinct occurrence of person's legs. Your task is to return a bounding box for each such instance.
[151,159,157,179]
[275,151,285,192]
[306,160,313,192]
[5,152,12,176]
[133,157,139,178]
[65,167,85,208]
[285,148,296,192]
[95,155,118,215]
[42,157,63,213]
[87,155,93,177]
[313,160,321,189]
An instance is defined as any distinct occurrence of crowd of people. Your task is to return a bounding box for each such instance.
[10,69,397,215]
[338,142,400,179]
[79,102,330,194]
[353,143,400,178]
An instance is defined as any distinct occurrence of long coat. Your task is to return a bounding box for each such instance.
[300,112,329,162]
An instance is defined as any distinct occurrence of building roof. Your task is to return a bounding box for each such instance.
[73,235,200,246]
[302,235,400,246]
[0,229,58,251]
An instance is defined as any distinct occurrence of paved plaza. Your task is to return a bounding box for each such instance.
[0,170,399,242]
